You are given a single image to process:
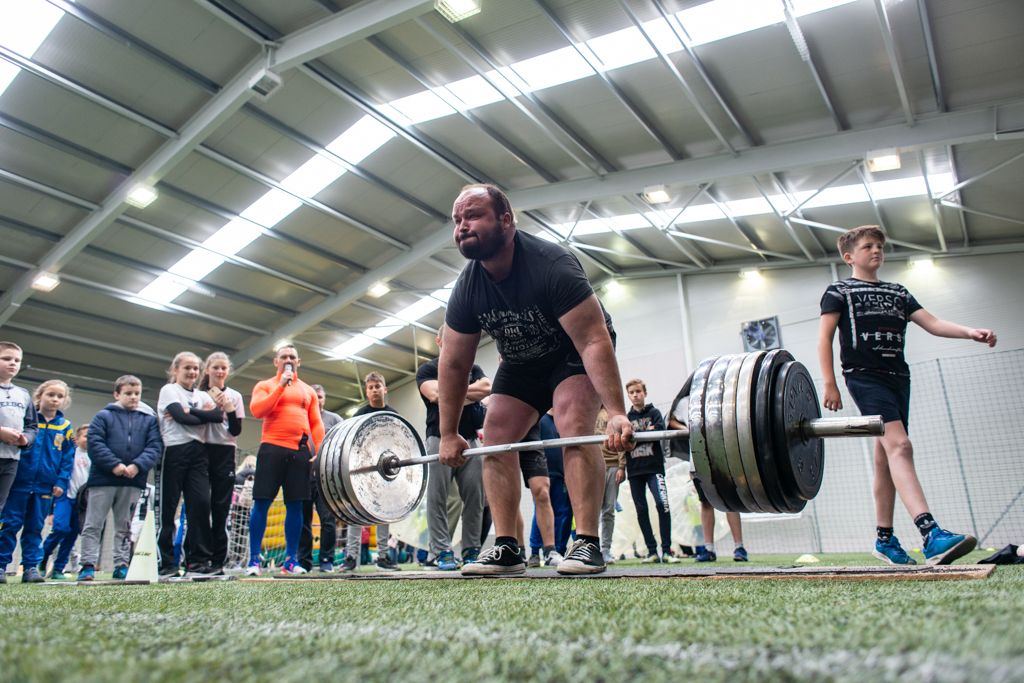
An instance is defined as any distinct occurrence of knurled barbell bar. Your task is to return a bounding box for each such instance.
[318,350,885,528]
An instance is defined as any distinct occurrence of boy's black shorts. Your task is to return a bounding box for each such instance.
[519,449,549,486]
[844,372,911,430]
[252,443,312,502]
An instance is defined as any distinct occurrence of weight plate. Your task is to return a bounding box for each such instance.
[703,355,749,513]
[687,355,731,511]
[753,349,805,513]
[319,418,375,527]
[734,351,778,513]
[721,353,759,512]
[771,360,825,502]
[329,418,388,528]
[337,416,387,526]
[341,412,428,525]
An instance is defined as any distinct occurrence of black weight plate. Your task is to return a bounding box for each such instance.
[772,360,825,502]
[753,349,805,513]
[319,418,375,527]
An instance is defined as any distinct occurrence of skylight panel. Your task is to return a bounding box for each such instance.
[387,90,456,125]
[202,218,264,256]
[280,153,346,198]
[506,46,592,92]
[585,27,657,71]
[791,0,858,17]
[168,250,225,282]
[679,0,785,46]
[326,115,396,164]
[443,75,504,110]
[137,274,189,304]
[365,324,404,341]
[331,334,376,358]
[0,0,64,98]
[240,188,303,228]
[394,297,443,324]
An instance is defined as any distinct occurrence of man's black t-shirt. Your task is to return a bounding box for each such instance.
[445,231,613,366]
[416,359,486,440]
[354,403,397,416]
[624,404,666,478]
[820,278,922,377]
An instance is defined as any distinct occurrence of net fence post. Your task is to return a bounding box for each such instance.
[936,358,981,540]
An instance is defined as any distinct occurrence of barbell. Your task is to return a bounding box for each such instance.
[318,349,885,527]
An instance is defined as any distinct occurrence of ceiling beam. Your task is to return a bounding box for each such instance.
[0,0,435,326]
[509,101,1024,210]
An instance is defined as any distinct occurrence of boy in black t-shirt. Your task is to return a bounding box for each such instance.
[818,225,996,566]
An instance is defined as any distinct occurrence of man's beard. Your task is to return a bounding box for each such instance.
[457,231,503,260]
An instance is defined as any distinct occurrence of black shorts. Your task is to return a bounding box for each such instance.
[492,331,615,415]
[519,449,549,486]
[844,372,911,429]
[252,443,313,502]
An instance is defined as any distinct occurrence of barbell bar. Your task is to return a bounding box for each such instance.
[318,349,886,528]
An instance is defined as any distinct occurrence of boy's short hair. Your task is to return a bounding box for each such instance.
[114,375,142,393]
[837,225,886,256]
[0,341,22,354]
[364,371,386,387]
[625,378,647,393]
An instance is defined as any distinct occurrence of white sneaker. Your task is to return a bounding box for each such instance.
[641,553,661,564]
[663,554,681,564]
[544,551,564,567]
[245,563,261,577]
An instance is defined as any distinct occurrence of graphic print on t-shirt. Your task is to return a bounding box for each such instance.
[479,305,562,361]
[820,279,922,376]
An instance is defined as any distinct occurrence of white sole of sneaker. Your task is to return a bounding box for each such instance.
[556,563,607,575]
[871,550,915,566]
[461,564,526,576]
[926,536,977,566]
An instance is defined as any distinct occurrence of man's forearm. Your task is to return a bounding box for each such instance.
[579,338,626,417]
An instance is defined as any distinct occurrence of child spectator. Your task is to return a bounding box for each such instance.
[77,375,162,581]
[819,225,996,565]
[0,379,73,583]
[617,379,679,564]
[39,424,90,579]
[199,352,244,575]
[157,352,222,578]
[0,341,37,517]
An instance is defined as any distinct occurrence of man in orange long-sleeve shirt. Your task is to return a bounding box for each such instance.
[246,345,325,575]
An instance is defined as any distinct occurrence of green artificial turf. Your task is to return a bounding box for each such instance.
[1,553,1021,683]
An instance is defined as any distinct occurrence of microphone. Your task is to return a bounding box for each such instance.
[283,363,294,385]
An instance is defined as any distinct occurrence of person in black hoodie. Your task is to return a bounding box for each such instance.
[77,375,163,581]
[617,379,679,564]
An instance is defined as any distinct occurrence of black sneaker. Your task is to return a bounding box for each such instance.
[342,556,357,572]
[159,565,180,578]
[375,555,400,572]
[557,539,606,575]
[461,543,526,576]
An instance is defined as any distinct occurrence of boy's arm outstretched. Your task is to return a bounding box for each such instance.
[817,312,843,411]
[909,310,997,347]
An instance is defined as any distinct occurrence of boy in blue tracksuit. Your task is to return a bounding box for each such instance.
[78,375,162,581]
[0,379,75,583]
[40,424,91,579]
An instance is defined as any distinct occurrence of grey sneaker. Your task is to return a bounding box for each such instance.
[526,553,541,568]
[21,566,45,583]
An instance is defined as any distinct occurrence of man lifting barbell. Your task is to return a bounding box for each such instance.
[438,183,634,576]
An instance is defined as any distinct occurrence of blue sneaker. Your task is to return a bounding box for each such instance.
[923,528,977,565]
[733,546,749,562]
[77,566,96,582]
[111,565,129,580]
[436,550,458,571]
[873,536,917,565]
[695,548,717,562]
[461,547,479,564]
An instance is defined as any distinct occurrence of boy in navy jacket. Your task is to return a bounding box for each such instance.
[78,375,162,581]
[0,379,74,583]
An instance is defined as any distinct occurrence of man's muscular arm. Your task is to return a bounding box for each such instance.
[559,294,633,451]
[438,328,481,465]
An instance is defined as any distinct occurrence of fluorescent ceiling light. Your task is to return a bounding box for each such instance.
[642,185,672,204]
[866,149,902,173]
[125,183,159,208]
[0,0,64,98]
[603,280,623,296]
[368,282,391,298]
[908,256,934,271]
[434,0,481,23]
[30,272,60,292]
[739,267,762,281]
